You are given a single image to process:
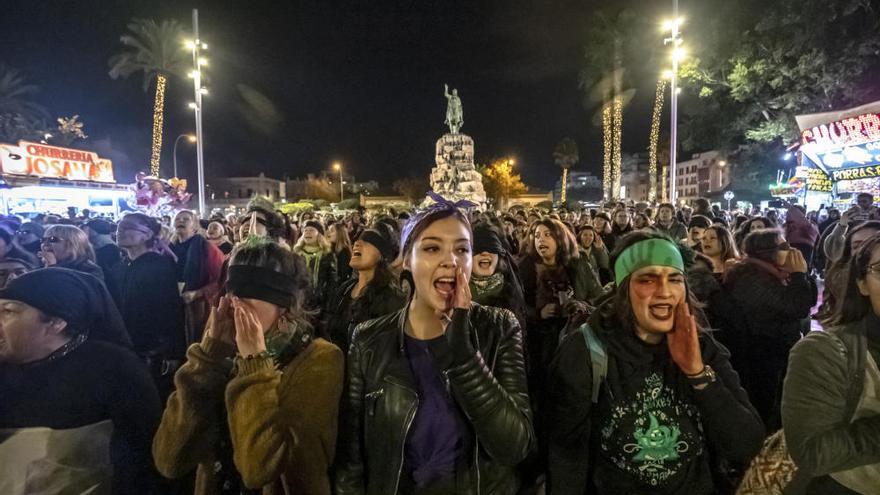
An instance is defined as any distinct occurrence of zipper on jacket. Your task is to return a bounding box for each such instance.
[393,397,419,495]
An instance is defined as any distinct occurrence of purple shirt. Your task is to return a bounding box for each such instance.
[403,334,464,487]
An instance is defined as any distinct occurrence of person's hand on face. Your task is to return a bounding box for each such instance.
[451,266,472,311]
[232,297,267,357]
[667,302,704,376]
[784,248,808,273]
[205,295,235,345]
[540,303,559,319]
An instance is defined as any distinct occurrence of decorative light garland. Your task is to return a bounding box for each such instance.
[661,164,668,203]
[150,73,167,177]
[648,79,667,202]
[612,95,623,200]
[602,103,612,200]
[561,168,569,204]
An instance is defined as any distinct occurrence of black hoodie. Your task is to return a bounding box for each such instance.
[545,305,764,495]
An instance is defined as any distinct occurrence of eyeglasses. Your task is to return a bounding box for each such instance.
[867,263,880,276]
[15,230,35,236]
[41,236,64,244]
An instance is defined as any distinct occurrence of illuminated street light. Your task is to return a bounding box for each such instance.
[173,133,196,178]
[199,87,209,95]
[662,69,673,79]
[188,102,198,109]
[198,58,208,66]
[333,162,344,202]
[663,0,684,204]
[188,9,208,218]
[184,39,195,49]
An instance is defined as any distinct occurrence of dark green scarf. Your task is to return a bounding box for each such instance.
[470,272,504,305]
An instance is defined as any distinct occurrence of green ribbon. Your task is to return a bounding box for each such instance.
[613,238,684,285]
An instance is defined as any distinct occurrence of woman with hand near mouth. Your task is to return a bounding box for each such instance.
[335,197,533,495]
[154,238,344,494]
[722,228,817,431]
[324,222,405,352]
[40,224,105,281]
[546,231,764,495]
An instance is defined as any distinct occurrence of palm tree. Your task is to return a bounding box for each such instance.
[579,9,640,200]
[109,18,189,177]
[0,65,49,142]
[553,137,579,204]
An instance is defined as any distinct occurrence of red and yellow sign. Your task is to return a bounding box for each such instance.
[0,141,114,183]
[801,112,880,150]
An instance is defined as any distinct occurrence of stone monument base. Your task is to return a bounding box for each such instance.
[425,133,486,207]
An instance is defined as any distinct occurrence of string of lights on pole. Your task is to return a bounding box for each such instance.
[612,95,623,199]
[602,105,612,199]
[184,9,208,217]
[648,78,667,202]
[149,74,167,177]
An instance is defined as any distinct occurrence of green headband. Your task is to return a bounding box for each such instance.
[614,238,685,285]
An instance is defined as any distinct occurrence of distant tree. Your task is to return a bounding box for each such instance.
[51,115,88,147]
[478,158,527,210]
[0,65,49,142]
[109,18,189,177]
[393,176,429,202]
[553,138,579,204]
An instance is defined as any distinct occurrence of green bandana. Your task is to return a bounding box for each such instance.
[469,272,504,305]
[613,238,684,285]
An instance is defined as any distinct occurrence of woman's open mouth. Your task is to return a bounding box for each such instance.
[649,304,673,320]
[434,276,456,296]
[478,259,491,269]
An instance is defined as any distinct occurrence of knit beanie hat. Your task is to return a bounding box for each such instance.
[304,220,325,236]
[0,268,131,347]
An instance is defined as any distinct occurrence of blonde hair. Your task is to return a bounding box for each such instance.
[44,225,95,263]
[293,231,332,255]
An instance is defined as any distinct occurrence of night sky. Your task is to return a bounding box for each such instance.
[1,0,670,190]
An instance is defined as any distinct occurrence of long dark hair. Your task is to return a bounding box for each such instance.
[596,230,706,334]
[828,233,880,326]
[525,217,580,267]
[704,224,739,263]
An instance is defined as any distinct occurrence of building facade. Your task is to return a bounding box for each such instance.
[675,151,730,204]
[553,170,603,204]
[207,172,286,211]
[621,152,651,202]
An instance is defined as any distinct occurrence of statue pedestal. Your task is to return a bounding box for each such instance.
[425,133,486,207]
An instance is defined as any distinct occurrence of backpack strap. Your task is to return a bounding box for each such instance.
[841,324,868,421]
[578,323,607,404]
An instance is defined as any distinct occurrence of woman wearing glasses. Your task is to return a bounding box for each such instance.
[782,233,880,494]
[115,213,186,400]
[40,224,105,282]
[722,228,817,430]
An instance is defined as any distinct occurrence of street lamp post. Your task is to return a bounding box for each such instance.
[188,9,208,217]
[333,162,343,202]
[724,190,735,211]
[172,134,196,178]
[664,1,683,204]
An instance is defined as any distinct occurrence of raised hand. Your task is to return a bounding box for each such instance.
[205,294,235,345]
[232,298,267,357]
[667,302,704,376]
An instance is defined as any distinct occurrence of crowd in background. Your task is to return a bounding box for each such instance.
[1,191,879,495]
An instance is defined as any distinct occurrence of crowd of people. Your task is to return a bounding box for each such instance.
[1,192,879,494]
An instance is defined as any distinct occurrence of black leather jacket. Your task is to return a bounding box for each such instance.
[334,303,534,495]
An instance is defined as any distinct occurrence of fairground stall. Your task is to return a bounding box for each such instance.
[768,165,833,212]
[797,101,880,209]
[0,140,130,218]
